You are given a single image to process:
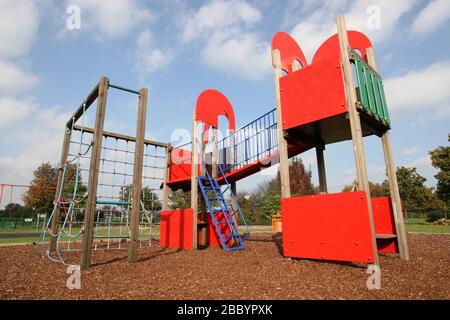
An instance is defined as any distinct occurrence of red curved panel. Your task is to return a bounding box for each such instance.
[195,89,236,130]
[312,31,372,64]
[195,89,236,144]
[271,32,308,74]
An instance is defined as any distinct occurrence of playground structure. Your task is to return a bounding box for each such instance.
[41,16,409,268]
[37,77,170,268]
[161,16,409,265]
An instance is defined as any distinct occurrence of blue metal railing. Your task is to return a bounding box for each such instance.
[217,108,278,171]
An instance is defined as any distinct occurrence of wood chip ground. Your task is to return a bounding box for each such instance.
[0,233,448,299]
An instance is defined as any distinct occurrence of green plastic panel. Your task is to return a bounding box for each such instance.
[351,50,390,127]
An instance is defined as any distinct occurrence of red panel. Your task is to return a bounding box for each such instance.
[279,57,347,130]
[372,197,399,254]
[271,32,308,74]
[204,212,233,247]
[312,31,373,64]
[195,89,236,130]
[159,209,234,249]
[160,209,194,249]
[281,192,376,263]
[168,147,200,186]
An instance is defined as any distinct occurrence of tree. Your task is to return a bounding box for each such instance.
[260,191,280,222]
[63,163,86,198]
[23,163,57,214]
[169,189,191,209]
[395,166,445,212]
[120,185,162,211]
[342,181,389,197]
[277,157,315,196]
[23,162,85,215]
[231,157,317,225]
[430,146,449,208]
[0,203,33,218]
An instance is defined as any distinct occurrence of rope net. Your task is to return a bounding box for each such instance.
[38,105,166,266]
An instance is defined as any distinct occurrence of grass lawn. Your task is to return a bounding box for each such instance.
[0,220,447,245]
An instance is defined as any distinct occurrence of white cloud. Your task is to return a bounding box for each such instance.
[401,145,422,156]
[181,0,261,42]
[0,101,69,189]
[179,0,270,80]
[290,0,415,60]
[0,59,40,96]
[411,0,450,36]
[0,97,37,128]
[68,0,154,39]
[0,0,39,58]
[135,29,173,75]
[384,60,450,116]
[201,32,271,80]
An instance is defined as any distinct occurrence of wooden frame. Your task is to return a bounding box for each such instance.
[336,16,379,265]
[191,117,199,250]
[272,49,291,198]
[128,88,148,263]
[48,76,153,269]
[80,76,109,269]
[365,48,409,260]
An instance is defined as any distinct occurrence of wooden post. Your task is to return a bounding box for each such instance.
[191,117,199,250]
[366,47,409,260]
[49,126,71,252]
[272,49,291,198]
[336,16,379,265]
[128,87,148,263]
[199,132,207,247]
[316,146,328,193]
[80,76,109,269]
[162,145,171,211]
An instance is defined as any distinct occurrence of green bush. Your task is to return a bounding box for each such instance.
[426,210,446,222]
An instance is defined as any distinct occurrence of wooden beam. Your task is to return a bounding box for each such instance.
[80,76,109,269]
[316,146,328,193]
[366,47,409,260]
[272,49,291,198]
[191,118,199,250]
[73,125,168,148]
[49,126,71,252]
[128,87,148,263]
[337,16,379,265]
[199,132,207,247]
[66,83,99,128]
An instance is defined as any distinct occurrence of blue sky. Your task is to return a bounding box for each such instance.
[0,0,449,203]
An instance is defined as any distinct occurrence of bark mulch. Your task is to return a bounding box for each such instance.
[0,233,448,299]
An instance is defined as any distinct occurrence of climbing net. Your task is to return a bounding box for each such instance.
[37,106,166,266]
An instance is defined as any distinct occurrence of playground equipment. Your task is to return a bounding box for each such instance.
[40,77,170,268]
[162,16,408,265]
[43,15,408,268]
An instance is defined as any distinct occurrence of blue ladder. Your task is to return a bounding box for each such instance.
[198,162,250,251]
